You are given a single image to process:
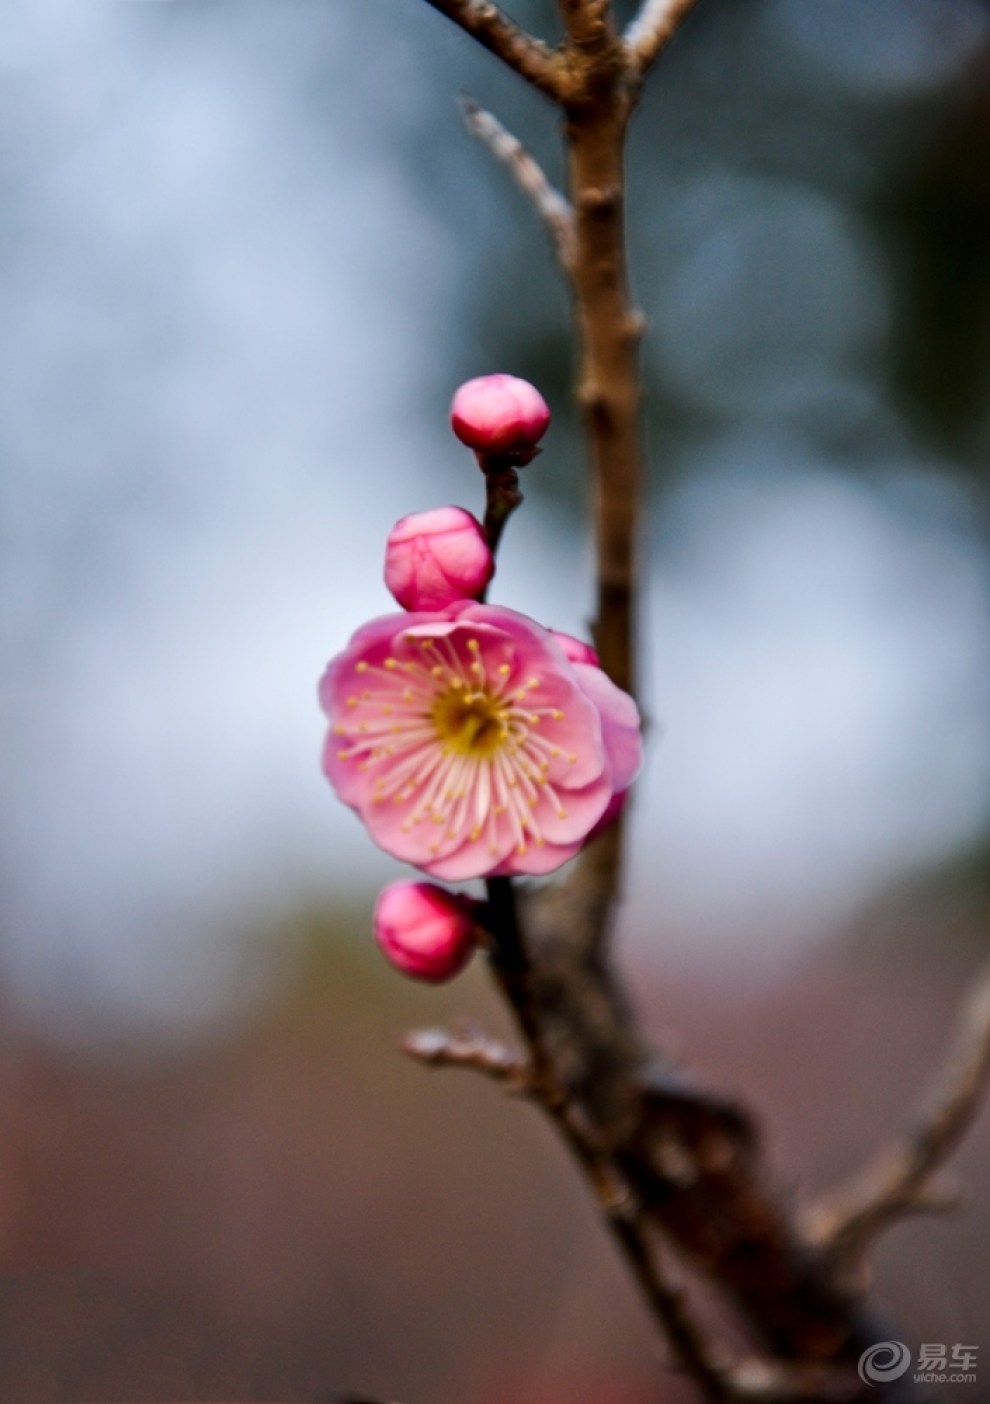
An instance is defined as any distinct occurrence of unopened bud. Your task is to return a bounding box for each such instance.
[373,881,477,982]
[384,506,494,612]
[450,374,550,458]
[550,630,600,668]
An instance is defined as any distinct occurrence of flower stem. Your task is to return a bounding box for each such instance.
[479,457,524,561]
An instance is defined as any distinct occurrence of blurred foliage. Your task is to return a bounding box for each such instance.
[884,68,990,459]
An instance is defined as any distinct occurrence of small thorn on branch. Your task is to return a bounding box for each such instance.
[461,95,576,273]
[402,1022,532,1092]
[624,0,702,75]
[804,957,990,1272]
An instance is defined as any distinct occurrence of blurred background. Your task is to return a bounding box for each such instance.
[1,0,989,1399]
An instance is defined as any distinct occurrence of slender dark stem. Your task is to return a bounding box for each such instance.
[479,458,524,561]
[482,876,560,1098]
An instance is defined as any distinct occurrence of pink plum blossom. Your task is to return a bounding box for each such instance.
[450,374,551,456]
[319,601,642,880]
[373,880,477,981]
[384,506,494,612]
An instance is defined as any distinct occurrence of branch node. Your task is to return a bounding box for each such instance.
[577,183,621,213]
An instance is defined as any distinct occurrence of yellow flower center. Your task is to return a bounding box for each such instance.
[430,687,509,758]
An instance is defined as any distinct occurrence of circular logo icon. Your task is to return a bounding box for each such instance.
[858,1342,912,1386]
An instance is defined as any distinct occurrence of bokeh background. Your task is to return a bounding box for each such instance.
[1,0,990,1399]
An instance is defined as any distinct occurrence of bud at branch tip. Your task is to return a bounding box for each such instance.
[450,374,550,463]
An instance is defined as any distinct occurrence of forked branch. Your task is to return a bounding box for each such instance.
[806,958,990,1274]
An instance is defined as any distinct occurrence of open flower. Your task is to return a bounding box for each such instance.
[319,602,642,880]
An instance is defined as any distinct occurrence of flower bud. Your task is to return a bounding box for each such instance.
[550,629,600,668]
[373,881,477,982]
[450,374,550,457]
[384,506,494,612]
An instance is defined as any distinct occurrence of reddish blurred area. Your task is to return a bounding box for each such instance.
[0,886,987,1404]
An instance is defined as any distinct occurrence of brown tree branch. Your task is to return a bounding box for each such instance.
[478,961,741,1399]
[404,3,946,1400]
[419,0,563,99]
[624,0,702,74]
[461,95,576,271]
[805,958,990,1274]
[552,2,645,967]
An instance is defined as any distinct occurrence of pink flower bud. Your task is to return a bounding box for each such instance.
[373,881,477,982]
[384,506,494,612]
[450,374,550,456]
[549,629,600,668]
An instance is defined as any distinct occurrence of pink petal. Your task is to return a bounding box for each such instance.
[571,662,643,792]
[494,838,584,877]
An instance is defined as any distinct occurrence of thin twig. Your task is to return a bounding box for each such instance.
[604,1211,735,1400]
[403,1023,737,1397]
[806,958,990,1271]
[419,0,562,100]
[624,0,702,74]
[527,1063,736,1399]
[461,96,576,271]
[402,1023,531,1091]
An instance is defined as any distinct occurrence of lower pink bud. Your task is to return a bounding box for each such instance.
[384,506,494,612]
[373,881,477,982]
[450,374,551,457]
